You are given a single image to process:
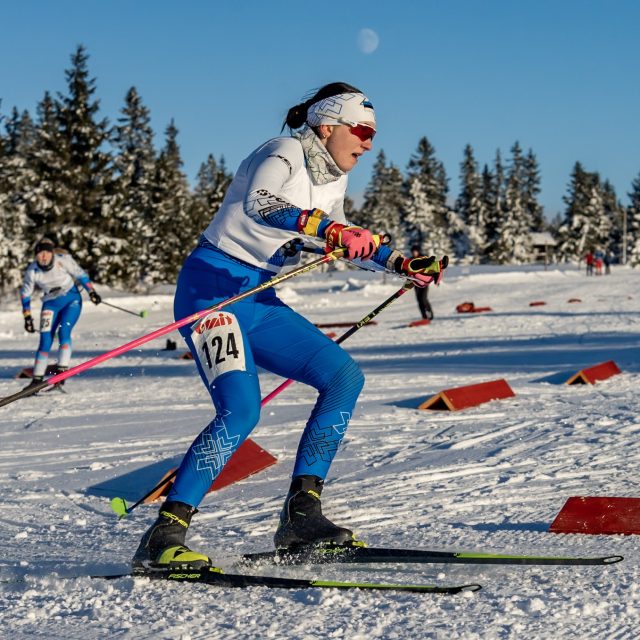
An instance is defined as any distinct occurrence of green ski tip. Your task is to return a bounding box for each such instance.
[110,497,129,518]
[140,310,148,318]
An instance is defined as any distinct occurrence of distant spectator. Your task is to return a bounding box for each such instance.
[411,245,434,320]
[594,249,604,276]
[585,251,594,276]
[604,251,612,275]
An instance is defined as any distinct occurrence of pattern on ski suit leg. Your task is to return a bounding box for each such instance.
[192,411,241,479]
[295,412,351,468]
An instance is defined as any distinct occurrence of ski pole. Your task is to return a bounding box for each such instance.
[0,250,345,409]
[260,280,415,405]
[111,280,414,518]
[101,300,148,318]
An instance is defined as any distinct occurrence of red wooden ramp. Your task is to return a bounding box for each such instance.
[565,360,622,385]
[418,379,515,411]
[455,302,493,314]
[143,437,277,503]
[550,496,640,535]
[15,364,59,379]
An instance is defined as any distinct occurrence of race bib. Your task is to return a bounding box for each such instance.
[191,311,246,386]
[40,309,54,333]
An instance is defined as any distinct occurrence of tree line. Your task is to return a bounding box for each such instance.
[1,46,639,293]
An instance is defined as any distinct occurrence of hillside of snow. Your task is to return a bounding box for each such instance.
[1,262,639,639]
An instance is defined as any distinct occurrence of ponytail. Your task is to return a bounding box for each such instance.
[281,81,362,132]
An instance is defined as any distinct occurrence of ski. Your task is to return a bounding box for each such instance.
[239,545,624,567]
[91,566,480,594]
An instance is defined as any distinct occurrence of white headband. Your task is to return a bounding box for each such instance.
[306,92,376,128]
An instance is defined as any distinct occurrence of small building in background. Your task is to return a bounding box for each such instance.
[530,232,557,264]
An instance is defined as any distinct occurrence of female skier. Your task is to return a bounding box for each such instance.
[20,237,101,387]
[133,82,447,570]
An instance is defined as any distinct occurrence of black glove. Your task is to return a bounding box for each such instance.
[89,290,102,305]
[24,313,35,333]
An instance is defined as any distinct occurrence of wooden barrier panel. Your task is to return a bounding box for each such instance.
[565,360,622,385]
[550,496,640,535]
[418,379,516,411]
[143,437,277,503]
[408,319,431,327]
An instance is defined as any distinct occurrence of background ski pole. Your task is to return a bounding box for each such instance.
[111,280,414,518]
[0,250,345,409]
[101,300,149,318]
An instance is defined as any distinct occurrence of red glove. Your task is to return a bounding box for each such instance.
[324,223,379,260]
[395,255,449,287]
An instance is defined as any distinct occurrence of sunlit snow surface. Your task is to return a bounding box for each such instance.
[1,263,639,639]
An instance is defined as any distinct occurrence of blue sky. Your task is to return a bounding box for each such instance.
[1,1,639,219]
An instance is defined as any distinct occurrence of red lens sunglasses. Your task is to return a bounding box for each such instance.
[338,118,376,142]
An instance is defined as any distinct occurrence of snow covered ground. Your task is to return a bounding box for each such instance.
[1,262,639,639]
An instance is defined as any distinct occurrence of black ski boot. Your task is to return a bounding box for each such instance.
[51,365,67,389]
[132,500,212,571]
[24,375,44,391]
[274,475,355,550]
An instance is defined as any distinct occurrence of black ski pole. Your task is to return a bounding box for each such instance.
[102,300,148,318]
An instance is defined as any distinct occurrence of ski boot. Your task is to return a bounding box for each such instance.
[132,500,212,572]
[274,475,357,550]
[51,365,67,390]
[24,375,44,392]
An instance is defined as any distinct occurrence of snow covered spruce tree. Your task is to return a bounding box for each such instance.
[55,45,116,281]
[190,153,232,235]
[455,144,487,262]
[111,86,158,288]
[0,109,35,289]
[147,120,193,283]
[404,136,454,256]
[29,91,74,235]
[626,172,640,266]
[557,163,610,261]
[523,149,544,232]
[490,142,534,264]
[358,149,405,248]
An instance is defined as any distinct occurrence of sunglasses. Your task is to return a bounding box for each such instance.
[338,118,376,142]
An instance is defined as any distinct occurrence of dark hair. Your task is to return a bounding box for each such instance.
[281,82,362,132]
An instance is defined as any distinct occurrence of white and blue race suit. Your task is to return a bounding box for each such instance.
[168,135,395,507]
[20,252,94,377]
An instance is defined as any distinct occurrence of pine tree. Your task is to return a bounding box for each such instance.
[557,163,608,261]
[29,91,71,233]
[191,153,232,234]
[405,136,453,257]
[55,45,115,280]
[0,109,35,289]
[601,180,622,261]
[359,150,405,249]
[148,120,193,283]
[523,149,544,231]
[456,144,486,262]
[491,141,533,263]
[625,172,640,266]
[111,86,157,287]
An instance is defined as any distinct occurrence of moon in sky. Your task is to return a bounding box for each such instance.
[357,28,379,54]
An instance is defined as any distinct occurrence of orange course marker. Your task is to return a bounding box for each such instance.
[143,438,277,503]
[550,496,640,535]
[418,379,516,411]
[565,360,622,385]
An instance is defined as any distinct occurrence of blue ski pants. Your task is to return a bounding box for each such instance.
[167,243,365,508]
[34,289,82,376]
